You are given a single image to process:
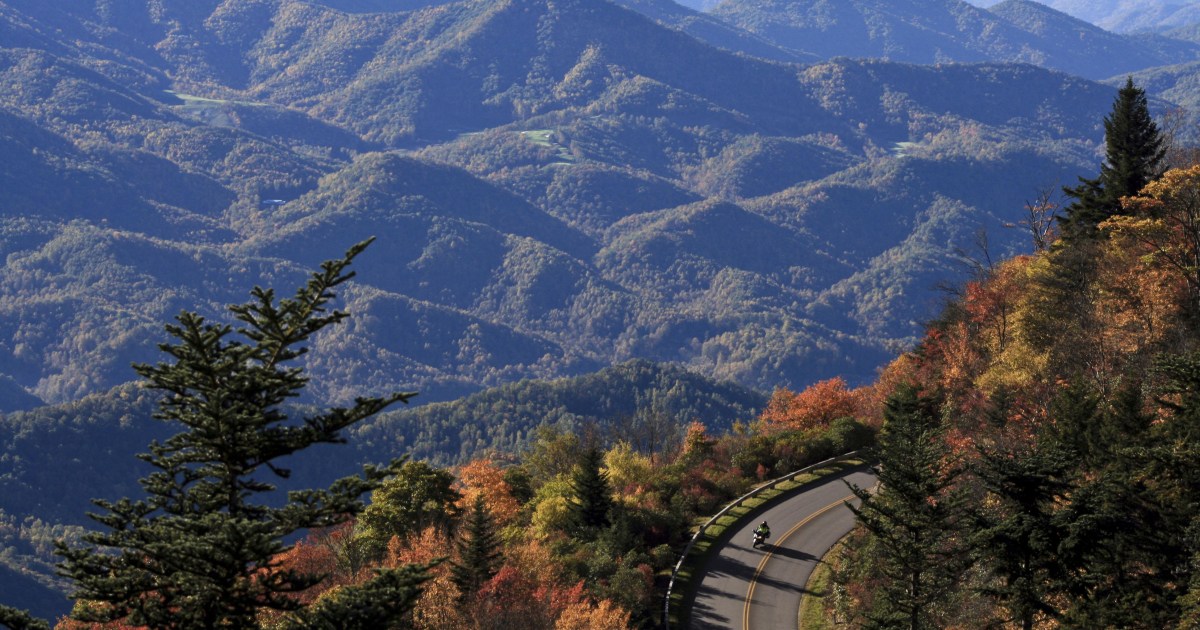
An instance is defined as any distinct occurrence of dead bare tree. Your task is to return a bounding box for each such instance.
[1005,185,1060,253]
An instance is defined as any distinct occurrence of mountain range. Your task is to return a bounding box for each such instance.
[2,0,1197,619]
[0,0,1133,415]
[923,0,1200,33]
[1035,0,1200,32]
[700,0,1200,79]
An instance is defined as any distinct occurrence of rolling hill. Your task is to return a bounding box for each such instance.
[0,0,1124,411]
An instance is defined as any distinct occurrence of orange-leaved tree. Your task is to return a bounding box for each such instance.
[454,458,521,527]
[760,377,860,431]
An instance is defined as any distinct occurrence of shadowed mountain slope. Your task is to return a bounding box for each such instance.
[0,0,1120,409]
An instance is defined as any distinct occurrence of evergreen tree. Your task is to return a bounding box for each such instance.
[1054,381,1179,628]
[847,385,966,630]
[1042,379,1101,467]
[971,443,1073,629]
[35,239,434,630]
[1055,470,1172,627]
[1022,242,1105,381]
[570,447,613,536]
[0,609,48,630]
[450,494,502,601]
[1141,354,1200,626]
[1095,381,1155,461]
[1062,77,1166,237]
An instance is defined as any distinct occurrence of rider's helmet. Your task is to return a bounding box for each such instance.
[761,521,768,527]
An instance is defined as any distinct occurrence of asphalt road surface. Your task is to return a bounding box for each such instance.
[688,464,878,630]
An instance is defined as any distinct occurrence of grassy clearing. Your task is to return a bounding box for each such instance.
[520,129,575,163]
[165,90,268,109]
[666,458,866,628]
[521,129,555,146]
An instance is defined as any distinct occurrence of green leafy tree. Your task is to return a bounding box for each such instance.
[358,460,461,556]
[37,239,434,630]
[524,424,585,485]
[848,385,966,630]
[450,494,502,602]
[1063,77,1166,237]
[571,447,613,536]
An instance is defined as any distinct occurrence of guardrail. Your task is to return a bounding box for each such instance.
[661,449,864,629]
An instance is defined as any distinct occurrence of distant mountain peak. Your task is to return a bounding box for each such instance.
[1035,0,1200,33]
[703,0,1199,78]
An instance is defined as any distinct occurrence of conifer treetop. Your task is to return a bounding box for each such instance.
[47,238,431,630]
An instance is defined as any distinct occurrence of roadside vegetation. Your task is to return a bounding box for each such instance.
[820,79,1200,628]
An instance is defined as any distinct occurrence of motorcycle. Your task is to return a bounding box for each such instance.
[752,530,768,547]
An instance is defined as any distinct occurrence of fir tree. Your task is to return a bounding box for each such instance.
[847,385,966,630]
[1062,77,1166,238]
[1042,379,1101,465]
[450,494,502,601]
[971,443,1073,629]
[0,609,49,630]
[1054,380,1180,628]
[33,239,434,630]
[570,447,613,536]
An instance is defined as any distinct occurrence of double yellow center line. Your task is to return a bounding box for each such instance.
[741,492,857,630]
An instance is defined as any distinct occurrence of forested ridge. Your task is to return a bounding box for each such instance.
[0,357,771,622]
[817,82,1200,627]
[0,0,1141,412]
[0,244,871,629]
[6,0,1200,627]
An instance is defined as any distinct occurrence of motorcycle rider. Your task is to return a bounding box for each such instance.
[753,521,771,546]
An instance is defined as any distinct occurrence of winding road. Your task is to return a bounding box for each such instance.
[687,464,877,630]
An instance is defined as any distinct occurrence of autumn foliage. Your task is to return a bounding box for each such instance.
[454,458,521,527]
[827,164,1200,627]
[760,377,866,431]
[54,609,141,630]
[380,527,633,630]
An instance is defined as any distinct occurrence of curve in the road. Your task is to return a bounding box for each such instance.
[688,464,877,630]
[742,492,855,628]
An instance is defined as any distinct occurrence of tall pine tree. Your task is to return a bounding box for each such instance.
[848,385,966,630]
[17,239,435,630]
[1054,381,1178,628]
[570,447,613,537]
[971,442,1073,629]
[0,609,48,630]
[1156,354,1200,627]
[1062,77,1166,238]
[450,494,502,602]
